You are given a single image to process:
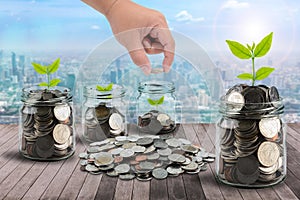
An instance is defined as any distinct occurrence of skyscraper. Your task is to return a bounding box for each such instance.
[19,55,25,77]
[11,52,17,77]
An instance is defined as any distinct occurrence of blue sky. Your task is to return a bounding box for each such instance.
[0,0,299,54]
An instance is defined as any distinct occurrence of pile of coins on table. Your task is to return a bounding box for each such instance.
[84,103,126,141]
[79,135,215,181]
[21,89,74,160]
[217,84,285,186]
[138,110,176,135]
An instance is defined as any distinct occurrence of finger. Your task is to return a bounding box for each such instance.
[143,38,164,54]
[129,49,151,75]
[162,50,174,73]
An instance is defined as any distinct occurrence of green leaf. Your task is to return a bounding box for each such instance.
[237,73,253,80]
[96,85,105,91]
[157,96,164,105]
[246,44,252,51]
[251,42,256,51]
[48,58,60,74]
[254,32,273,58]
[255,67,275,80]
[49,78,61,87]
[105,83,113,91]
[38,82,48,87]
[226,40,252,59]
[147,98,156,106]
[32,62,47,74]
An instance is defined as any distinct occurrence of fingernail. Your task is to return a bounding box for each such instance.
[163,65,171,73]
[141,65,151,75]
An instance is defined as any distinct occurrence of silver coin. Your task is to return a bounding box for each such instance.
[120,149,135,158]
[147,153,160,160]
[157,113,170,124]
[79,152,89,159]
[110,148,124,155]
[168,153,186,163]
[181,144,199,154]
[122,142,136,149]
[119,173,135,180]
[136,137,153,146]
[151,68,164,74]
[85,164,99,172]
[167,165,184,175]
[115,136,128,141]
[97,163,115,171]
[144,145,156,154]
[152,168,168,179]
[154,140,168,149]
[259,117,280,139]
[178,138,192,145]
[131,145,146,153]
[115,163,131,174]
[106,169,119,177]
[258,141,280,167]
[109,113,123,130]
[139,161,156,170]
[80,159,88,166]
[182,162,199,171]
[166,138,182,148]
[94,152,114,166]
[53,124,71,144]
[226,91,245,111]
[157,148,172,156]
[54,104,71,121]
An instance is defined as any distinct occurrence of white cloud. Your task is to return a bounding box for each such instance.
[91,25,100,30]
[175,10,204,23]
[222,0,249,9]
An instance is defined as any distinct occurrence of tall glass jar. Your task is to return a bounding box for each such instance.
[216,93,286,188]
[136,81,178,135]
[82,84,127,142]
[19,86,75,161]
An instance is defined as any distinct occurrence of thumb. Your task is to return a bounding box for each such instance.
[129,49,151,75]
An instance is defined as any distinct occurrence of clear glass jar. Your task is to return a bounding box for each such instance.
[19,86,75,161]
[82,84,127,142]
[136,81,178,135]
[216,96,286,188]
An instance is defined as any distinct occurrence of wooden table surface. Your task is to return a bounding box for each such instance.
[0,123,300,200]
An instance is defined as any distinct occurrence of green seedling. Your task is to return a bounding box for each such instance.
[147,96,164,107]
[96,83,113,92]
[32,58,61,89]
[226,32,274,86]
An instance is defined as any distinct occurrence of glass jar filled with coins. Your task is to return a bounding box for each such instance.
[136,81,178,135]
[19,86,75,161]
[216,84,286,188]
[83,84,127,142]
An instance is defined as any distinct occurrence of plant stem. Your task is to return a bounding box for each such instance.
[47,73,50,90]
[251,55,255,86]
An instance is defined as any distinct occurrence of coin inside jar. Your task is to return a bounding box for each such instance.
[54,104,71,121]
[53,124,71,144]
[258,141,280,167]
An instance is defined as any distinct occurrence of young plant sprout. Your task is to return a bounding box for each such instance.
[32,58,61,90]
[226,32,274,86]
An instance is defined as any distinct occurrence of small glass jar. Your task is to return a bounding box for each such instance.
[19,86,75,161]
[216,96,286,188]
[82,84,127,142]
[136,81,178,135]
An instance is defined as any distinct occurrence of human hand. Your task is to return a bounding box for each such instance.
[82,0,175,75]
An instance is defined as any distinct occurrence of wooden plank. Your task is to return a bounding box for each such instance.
[0,129,18,157]
[41,138,85,199]
[167,176,187,200]
[150,179,168,200]
[59,159,88,199]
[114,179,134,200]
[21,160,65,200]
[182,174,206,200]
[0,125,15,145]
[0,153,24,184]
[285,168,300,199]
[77,174,102,200]
[95,175,118,200]
[273,182,299,200]
[256,188,280,200]
[4,162,48,200]
[132,179,150,200]
[0,159,35,199]
[238,189,262,200]
[0,142,19,169]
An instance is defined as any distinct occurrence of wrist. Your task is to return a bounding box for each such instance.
[81,0,126,16]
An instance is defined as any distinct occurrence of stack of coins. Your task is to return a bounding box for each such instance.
[217,84,284,186]
[79,135,215,180]
[84,103,126,141]
[138,110,176,135]
[21,89,74,160]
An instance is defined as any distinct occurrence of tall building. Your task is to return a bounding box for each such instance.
[11,52,18,77]
[19,55,25,77]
